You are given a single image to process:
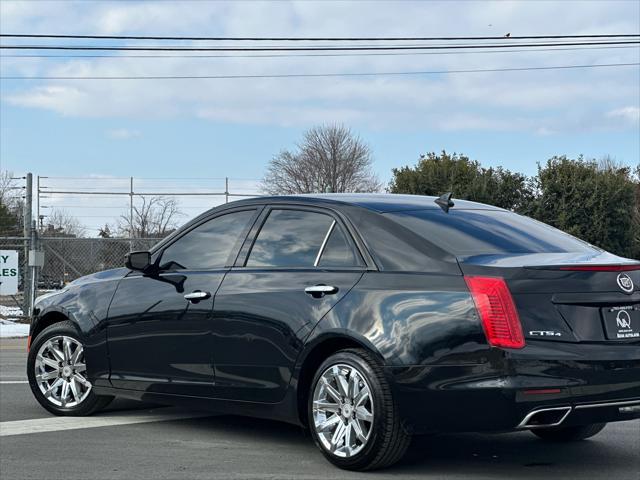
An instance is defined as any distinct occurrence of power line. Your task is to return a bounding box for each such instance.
[2,40,638,52]
[3,62,637,81]
[2,33,638,41]
[4,45,637,59]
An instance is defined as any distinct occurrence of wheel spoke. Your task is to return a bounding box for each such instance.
[317,414,341,432]
[36,371,59,382]
[71,344,83,365]
[356,406,373,423]
[69,378,80,402]
[38,355,60,370]
[321,377,342,404]
[60,381,70,406]
[330,421,347,452]
[347,371,359,399]
[313,399,340,413]
[73,363,87,373]
[44,378,63,398]
[353,385,370,408]
[63,338,73,363]
[344,422,353,455]
[73,373,90,388]
[333,366,349,398]
[351,418,368,443]
[49,345,65,363]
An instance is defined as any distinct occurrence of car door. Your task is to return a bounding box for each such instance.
[106,207,259,397]
[211,206,366,403]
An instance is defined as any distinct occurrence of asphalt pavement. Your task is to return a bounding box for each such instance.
[1,337,638,480]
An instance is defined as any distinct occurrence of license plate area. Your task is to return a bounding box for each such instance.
[601,306,640,340]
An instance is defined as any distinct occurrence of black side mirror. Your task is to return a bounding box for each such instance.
[125,251,151,271]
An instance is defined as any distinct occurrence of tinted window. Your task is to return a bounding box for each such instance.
[319,225,361,267]
[247,209,334,267]
[387,209,598,256]
[160,210,255,269]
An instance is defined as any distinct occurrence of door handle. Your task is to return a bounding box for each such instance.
[305,285,339,298]
[184,291,211,303]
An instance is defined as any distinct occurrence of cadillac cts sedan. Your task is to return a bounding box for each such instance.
[28,194,640,471]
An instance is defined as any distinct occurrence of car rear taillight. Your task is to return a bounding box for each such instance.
[464,276,525,349]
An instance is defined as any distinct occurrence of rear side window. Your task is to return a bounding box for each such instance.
[318,225,360,267]
[387,209,598,256]
[246,209,361,268]
[160,210,255,270]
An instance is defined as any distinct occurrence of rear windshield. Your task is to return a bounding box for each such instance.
[386,209,599,256]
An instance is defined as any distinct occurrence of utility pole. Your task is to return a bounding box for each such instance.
[225,177,229,204]
[36,175,40,230]
[29,219,38,317]
[129,176,134,252]
[23,173,32,317]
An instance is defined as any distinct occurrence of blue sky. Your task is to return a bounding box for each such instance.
[1,0,639,232]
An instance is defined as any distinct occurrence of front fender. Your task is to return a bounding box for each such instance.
[31,269,126,387]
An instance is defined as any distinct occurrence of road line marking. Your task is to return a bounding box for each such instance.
[0,409,211,437]
[0,380,28,384]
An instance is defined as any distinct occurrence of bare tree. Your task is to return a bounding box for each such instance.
[118,195,183,238]
[0,170,19,206]
[42,209,86,237]
[262,124,382,194]
[0,170,24,235]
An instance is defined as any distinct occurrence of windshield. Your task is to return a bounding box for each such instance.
[386,209,599,256]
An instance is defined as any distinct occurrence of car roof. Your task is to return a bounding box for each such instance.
[229,193,503,213]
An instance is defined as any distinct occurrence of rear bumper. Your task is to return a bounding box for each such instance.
[387,341,640,434]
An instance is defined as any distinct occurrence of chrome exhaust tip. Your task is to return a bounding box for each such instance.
[518,406,572,429]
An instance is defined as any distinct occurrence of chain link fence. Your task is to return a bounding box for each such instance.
[1,173,261,323]
[39,237,161,286]
[0,236,163,321]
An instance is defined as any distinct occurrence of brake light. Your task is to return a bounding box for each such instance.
[557,265,640,271]
[464,276,525,349]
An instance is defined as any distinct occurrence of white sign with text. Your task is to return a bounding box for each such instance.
[0,250,19,295]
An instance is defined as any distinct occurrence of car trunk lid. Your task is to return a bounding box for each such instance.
[459,252,640,344]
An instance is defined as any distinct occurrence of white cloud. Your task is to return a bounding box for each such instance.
[106,129,141,140]
[606,106,640,124]
[1,1,639,133]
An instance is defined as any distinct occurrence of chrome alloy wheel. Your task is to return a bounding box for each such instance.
[34,335,91,408]
[312,363,374,458]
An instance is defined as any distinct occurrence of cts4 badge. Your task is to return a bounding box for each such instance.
[617,273,634,294]
[529,330,562,337]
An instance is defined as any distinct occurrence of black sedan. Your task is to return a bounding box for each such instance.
[28,194,640,471]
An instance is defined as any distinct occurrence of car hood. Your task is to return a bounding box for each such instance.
[34,267,129,308]
[66,267,129,287]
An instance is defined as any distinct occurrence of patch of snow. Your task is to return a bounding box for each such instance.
[0,319,29,338]
[0,305,23,320]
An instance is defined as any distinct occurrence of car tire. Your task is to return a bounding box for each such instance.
[307,348,411,471]
[27,321,113,416]
[531,423,607,441]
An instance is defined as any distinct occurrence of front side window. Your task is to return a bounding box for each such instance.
[246,209,361,268]
[160,210,255,270]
